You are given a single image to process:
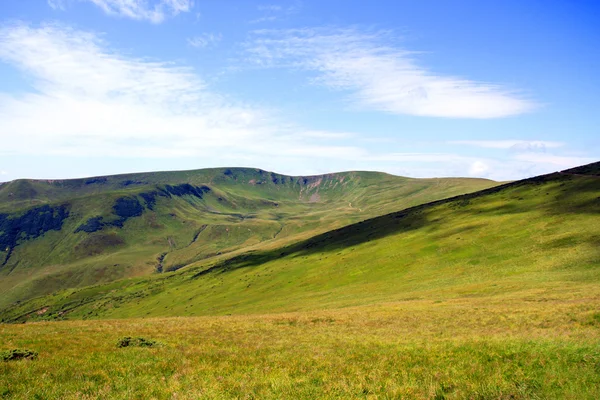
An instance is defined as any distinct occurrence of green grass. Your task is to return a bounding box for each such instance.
[0,163,599,398]
[4,168,597,322]
[0,167,497,308]
[1,296,600,398]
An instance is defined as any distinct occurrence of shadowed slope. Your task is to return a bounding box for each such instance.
[2,162,598,322]
[0,167,497,308]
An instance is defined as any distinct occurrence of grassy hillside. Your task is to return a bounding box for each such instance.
[2,162,598,322]
[0,168,496,309]
[1,162,599,399]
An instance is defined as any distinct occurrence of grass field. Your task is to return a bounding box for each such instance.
[0,168,497,309]
[3,167,598,322]
[2,294,600,399]
[1,163,599,399]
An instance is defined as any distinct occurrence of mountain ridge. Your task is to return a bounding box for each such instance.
[2,161,598,322]
[0,166,499,309]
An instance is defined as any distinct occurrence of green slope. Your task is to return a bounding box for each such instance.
[3,162,598,322]
[0,168,496,308]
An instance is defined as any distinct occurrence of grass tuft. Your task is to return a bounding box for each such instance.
[116,336,161,348]
[1,349,38,362]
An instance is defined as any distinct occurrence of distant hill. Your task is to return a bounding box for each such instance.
[0,167,497,309]
[2,161,598,322]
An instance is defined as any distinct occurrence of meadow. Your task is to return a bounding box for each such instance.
[2,293,600,399]
[1,165,599,399]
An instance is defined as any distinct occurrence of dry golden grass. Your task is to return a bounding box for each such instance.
[2,291,600,399]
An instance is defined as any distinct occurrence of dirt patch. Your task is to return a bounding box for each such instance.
[307,177,323,190]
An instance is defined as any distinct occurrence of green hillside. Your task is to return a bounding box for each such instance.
[3,162,598,322]
[0,168,496,309]
[1,163,599,399]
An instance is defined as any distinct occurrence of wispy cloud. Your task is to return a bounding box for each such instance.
[244,28,537,118]
[468,160,490,176]
[49,0,193,23]
[366,153,471,163]
[258,5,283,12]
[299,130,354,140]
[444,140,594,177]
[362,151,594,180]
[513,153,595,168]
[47,0,67,10]
[450,140,564,152]
[187,33,222,49]
[0,22,363,163]
[251,1,301,24]
[0,23,589,181]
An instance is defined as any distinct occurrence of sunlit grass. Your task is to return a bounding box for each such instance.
[0,169,496,309]
[2,295,600,399]
[1,168,599,398]
[5,172,598,322]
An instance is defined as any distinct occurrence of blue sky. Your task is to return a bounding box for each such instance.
[0,0,598,181]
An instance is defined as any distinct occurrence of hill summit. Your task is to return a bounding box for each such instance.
[0,167,497,309]
[2,162,599,322]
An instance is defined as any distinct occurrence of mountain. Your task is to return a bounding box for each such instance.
[2,162,598,322]
[0,167,497,309]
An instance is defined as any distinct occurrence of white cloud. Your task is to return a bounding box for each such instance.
[0,23,591,183]
[450,140,564,152]
[47,0,67,10]
[258,5,283,12]
[468,160,490,176]
[91,0,193,23]
[251,2,301,24]
[51,0,193,23]
[245,28,536,118]
[367,153,472,163]
[513,153,595,168]
[0,170,8,175]
[187,33,222,48]
[361,151,595,180]
[251,16,278,24]
[299,130,354,139]
[0,23,363,162]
